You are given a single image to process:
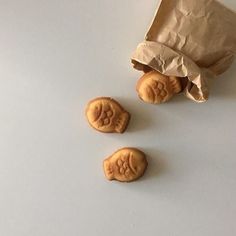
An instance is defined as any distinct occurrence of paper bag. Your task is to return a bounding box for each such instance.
[131,0,236,102]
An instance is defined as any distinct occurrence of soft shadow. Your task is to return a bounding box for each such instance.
[167,93,188,104]
[115,97,155,133]
[135,147,168,182]
[211,63,236,100]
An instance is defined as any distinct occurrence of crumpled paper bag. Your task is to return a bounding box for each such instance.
[131,0,236,102]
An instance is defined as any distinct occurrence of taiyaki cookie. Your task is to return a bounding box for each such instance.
[86,97,130,133]
[103,147,148,182]
[136,70,182,104]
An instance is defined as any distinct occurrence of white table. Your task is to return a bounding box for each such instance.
[0,1,236,235]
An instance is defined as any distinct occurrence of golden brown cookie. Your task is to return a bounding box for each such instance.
[103,147,148,182]
[136,70,181,104]
[86,97,130,133]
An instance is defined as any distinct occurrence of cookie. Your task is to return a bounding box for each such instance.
[136,70,181,104]
[86,97,130,133]
[103,147,148,182]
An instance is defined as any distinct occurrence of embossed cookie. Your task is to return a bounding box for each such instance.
[136,70,181,104]
[103,147,148,182]
[86,97,130,133]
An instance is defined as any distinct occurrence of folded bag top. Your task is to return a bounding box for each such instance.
[132,0,236,102]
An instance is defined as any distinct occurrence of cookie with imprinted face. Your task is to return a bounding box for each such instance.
[86,97,130,133]
[136,71,181,104]
[103,147,148,182]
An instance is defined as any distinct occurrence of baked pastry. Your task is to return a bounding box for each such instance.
[103,147,148,182]
[86,97,130,133]
[136,70,181,104]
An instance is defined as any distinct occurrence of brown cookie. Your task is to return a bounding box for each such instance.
[136,70,181,104]
[86,97,130,133]
[103,147,148,182]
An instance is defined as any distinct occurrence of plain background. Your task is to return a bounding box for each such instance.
[0,0,236,235]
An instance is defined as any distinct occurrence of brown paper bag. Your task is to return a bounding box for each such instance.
[131,0,236,102]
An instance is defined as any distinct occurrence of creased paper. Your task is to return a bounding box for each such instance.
[131,0,236,102]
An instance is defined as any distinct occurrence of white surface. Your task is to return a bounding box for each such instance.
[0,0,236,235]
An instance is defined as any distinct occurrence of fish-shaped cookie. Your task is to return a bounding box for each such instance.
[103,147,148,182]
[136,71,182,104]
[86,97,130,133]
